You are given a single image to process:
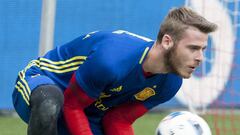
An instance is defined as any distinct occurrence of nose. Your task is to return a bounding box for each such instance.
[195,50,204,63]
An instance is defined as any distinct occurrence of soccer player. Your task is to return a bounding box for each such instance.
[12,7,217,135]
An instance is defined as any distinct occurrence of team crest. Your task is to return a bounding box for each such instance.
[134,87,155,101]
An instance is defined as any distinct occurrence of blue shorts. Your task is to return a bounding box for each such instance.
[12,63,104,135]
[12,65,70,135]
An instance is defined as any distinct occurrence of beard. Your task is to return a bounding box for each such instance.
[164,46,179,74]
[164,45,190,78]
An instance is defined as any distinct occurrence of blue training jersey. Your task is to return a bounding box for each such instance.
[32,30,182,121]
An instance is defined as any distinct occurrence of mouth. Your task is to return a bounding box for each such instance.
[188,66,196,72]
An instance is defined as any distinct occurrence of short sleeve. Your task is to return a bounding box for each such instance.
[75,51,117,99]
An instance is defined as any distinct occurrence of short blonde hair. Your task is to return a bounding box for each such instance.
[157,7,217,43]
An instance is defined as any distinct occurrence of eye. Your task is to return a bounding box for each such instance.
[202,46,207,51]
[188,46,199,51]
[192,46,199,50]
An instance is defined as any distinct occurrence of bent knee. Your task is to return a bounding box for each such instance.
[30,85,64,122]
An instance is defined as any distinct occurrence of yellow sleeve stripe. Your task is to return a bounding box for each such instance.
[22,56,87,75]
[39,61,83,69]
[33,60,82,73]
[36,56,86,73]
[15,85,30,105]
[39,56,86,65]
[139,47,149,64]
[40,66,79,73]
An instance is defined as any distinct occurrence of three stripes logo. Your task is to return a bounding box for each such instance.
[14,56,87,105]
[37,56,87,73]
[15,71,31,105]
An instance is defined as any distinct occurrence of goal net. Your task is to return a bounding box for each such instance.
[180,0,240,134]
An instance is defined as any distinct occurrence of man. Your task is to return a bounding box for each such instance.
[12,7,217,135]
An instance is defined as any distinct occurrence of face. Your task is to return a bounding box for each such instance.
[166,27,208,78]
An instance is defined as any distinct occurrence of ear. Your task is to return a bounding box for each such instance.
[161,34,174,50]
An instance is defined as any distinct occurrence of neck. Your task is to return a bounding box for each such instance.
[142,41,169,74]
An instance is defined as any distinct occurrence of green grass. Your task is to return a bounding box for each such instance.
[133,112,166,135]
[0,116,27,135]
[0,112,239,135]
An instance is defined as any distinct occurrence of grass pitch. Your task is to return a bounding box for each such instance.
[0,113,163,135]
[0,112,239,135]
[0,116,27,135]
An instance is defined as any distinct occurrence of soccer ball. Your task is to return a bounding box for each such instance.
[155,111,211,135]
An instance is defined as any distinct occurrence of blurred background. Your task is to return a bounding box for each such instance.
[0,0,239,135]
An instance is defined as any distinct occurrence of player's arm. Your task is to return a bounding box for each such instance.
[63,73,96,135]
[102,101,148,135]
[64,51,117,134]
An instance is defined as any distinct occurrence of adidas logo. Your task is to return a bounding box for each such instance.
[110,86,123,92]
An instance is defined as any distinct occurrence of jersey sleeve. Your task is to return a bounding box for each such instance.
[140,74,182,110]
[75,50,117,99]
[102,101,148,135]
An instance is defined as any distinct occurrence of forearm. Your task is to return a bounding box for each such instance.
[102,102,148,135]
[64,106,92,134]
[63,74,95,135]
